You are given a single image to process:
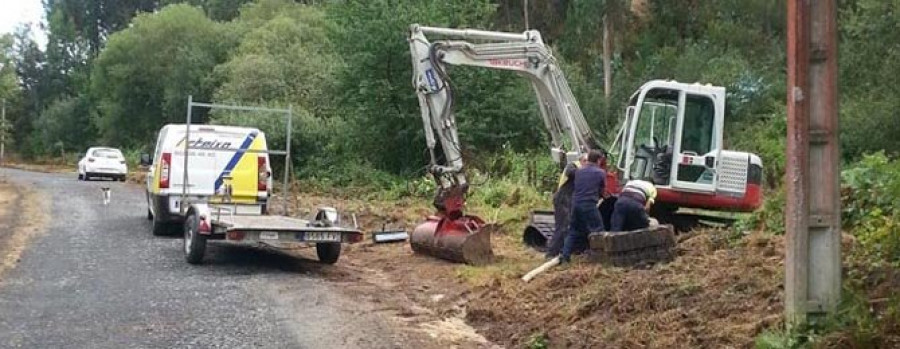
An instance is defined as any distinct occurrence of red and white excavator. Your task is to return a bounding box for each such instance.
[407,24,763,264]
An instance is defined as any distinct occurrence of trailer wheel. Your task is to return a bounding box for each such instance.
[316,243,341,264]
[183,213,207,264]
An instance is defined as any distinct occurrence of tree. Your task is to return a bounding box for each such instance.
[838,0,900,159]
[216,0,339,114]
[162,0,256,21]
[10,27,47,153]
[329,0,555,174]
[493,0,569,36]
[44,4,90,100]
[91,4,237,147]
[0,34,16,100]
[558,0,629,100]
[31,96,96,155]
[44,0,158,57]
[212,0,344,170]
[0,34,17,158]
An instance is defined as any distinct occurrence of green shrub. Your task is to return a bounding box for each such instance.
[841,152,900,265]
[754,286,893,348]
[526,332,549,349]
[738,151,900,261]
[297,160,401,196]
[733,188,785,235]
[121,148,145,169]
[728,106,787,189]
[386,175,436,199]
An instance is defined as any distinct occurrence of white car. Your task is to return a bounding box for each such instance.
[78,147,128,181]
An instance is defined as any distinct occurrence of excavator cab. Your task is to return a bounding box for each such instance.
[615,81,763,214]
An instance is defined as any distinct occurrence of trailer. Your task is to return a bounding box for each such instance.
[143,97,362,264]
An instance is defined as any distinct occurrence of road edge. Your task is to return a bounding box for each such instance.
[0,181,50,282]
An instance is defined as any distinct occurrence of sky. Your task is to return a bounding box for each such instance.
[0,0,47,47]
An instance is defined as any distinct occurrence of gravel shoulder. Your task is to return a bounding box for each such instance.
[0,176,49,282]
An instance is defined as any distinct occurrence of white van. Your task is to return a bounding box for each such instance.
[141,123,361,264]
[143,124,272,234]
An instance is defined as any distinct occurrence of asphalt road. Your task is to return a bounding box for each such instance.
[0,169,425,349]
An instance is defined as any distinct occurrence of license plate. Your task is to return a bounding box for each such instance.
[259,231,279,240]
[303,231,341,242]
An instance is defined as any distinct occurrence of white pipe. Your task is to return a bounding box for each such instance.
[522,256,560,282]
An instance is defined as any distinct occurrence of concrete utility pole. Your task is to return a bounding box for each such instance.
[785,0,841,323]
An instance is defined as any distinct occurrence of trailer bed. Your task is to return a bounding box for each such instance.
[211,214,363,244]
[213,215,353,232]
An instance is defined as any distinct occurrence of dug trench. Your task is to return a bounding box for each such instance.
[268,191,790,348]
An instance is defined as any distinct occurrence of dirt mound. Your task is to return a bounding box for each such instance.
[465,231,784,348]
[326,222,784,347]
[253,190,789,348]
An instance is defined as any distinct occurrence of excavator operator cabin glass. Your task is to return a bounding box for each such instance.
[636,102,676,149]
[629,89,678,180]
[680,95,715,155]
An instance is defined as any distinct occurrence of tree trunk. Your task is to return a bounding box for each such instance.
[602,14,612,100]
[524,0,530,30]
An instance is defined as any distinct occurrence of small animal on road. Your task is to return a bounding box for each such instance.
[101,187,111,205]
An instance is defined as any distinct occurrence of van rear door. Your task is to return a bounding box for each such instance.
[219,132,268,203]
[167,127,258,198]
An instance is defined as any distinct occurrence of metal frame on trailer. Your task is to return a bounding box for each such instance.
[181,95,293,215]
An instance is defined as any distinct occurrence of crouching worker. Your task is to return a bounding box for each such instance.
[611,180,657,232]
[559,150,606,264]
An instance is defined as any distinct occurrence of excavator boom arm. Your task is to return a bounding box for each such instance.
[408,24,603,215]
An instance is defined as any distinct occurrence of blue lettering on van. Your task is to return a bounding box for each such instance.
[176,137,233,150]
[189,138,233,149]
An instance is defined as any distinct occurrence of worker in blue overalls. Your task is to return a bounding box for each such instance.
[559,150,606,264]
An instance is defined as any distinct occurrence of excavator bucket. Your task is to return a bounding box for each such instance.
[410,215,494,265]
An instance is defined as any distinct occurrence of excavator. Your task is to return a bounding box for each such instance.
[407,24,763,264]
